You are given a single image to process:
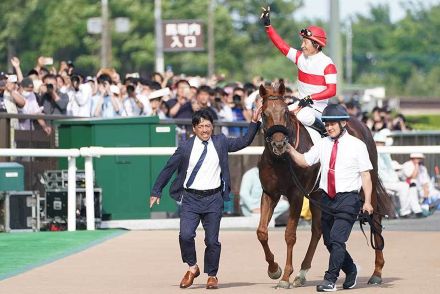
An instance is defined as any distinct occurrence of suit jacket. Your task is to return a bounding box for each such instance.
[151,121,261,201]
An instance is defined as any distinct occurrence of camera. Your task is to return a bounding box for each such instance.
[214,96,221,102]
[126,85,135,95]
[232,94,242,104]
[47,83,54,91]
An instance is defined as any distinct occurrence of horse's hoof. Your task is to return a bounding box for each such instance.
[276,280,291,289]
[292,275,306,287]
[268,264,282,280]
[368,275,382,285]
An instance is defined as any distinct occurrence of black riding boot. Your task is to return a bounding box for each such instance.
[310,118,327,137]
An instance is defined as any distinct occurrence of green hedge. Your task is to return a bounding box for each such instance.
[406,115,440,130]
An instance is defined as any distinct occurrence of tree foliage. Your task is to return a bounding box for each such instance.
[0,0,439,96]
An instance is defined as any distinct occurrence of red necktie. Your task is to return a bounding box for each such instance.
[327,139,338,198]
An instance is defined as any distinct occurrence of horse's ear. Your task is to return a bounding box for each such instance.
[259,84,267,98]
[278,81,285,96]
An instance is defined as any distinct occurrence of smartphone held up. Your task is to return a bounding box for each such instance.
[42,57,53,66]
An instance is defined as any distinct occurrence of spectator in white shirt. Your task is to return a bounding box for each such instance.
[68,75,92,117]
[18,77,51,135]
[374,132,423,218]
[149,87,170,119]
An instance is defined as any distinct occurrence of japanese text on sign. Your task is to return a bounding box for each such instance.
[163,20,204,52]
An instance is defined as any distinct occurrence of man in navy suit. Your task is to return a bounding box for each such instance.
[150,107,262,289]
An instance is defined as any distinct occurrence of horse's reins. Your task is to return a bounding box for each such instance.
[264,95,300,149]
[284,153,385,251]
[263,93,384,250]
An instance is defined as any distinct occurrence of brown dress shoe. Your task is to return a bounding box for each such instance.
[206,276,218,289]
[179,267,200,288]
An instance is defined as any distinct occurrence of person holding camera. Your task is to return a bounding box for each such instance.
[194,85,218,120]
[260,7,337,136]
[67,75,92,117]
[40,74,69,116]
[122,84,145,117]
[91,74,121,118]
[166,79,193,119]
[228,87,246,137]
[211,87,233,136]
[17,77,51,135]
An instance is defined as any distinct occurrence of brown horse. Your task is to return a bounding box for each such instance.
[256,81,393,288]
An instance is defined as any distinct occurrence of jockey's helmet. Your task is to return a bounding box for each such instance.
[321,104,350,122]
[299,25,327,47]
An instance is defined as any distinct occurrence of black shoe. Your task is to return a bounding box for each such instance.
[343,264,358,289]
[310,118,327,137]
[316,280,336,292]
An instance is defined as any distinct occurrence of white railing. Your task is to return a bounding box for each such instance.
[2,145,440,231]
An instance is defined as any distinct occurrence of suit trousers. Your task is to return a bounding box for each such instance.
[179,190,224,276]
[321,191,361,283]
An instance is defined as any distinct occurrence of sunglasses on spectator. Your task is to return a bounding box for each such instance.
[300,28,312,37]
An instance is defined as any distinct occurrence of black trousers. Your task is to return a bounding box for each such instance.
[321,191,361,283]
[179,190,224,276]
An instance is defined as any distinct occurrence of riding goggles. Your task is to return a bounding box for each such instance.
[300,28,312,37]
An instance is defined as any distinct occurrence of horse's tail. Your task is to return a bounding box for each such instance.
[374,176,395,217]
[347,118,395,217]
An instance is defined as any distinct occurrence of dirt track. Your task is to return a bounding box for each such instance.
[1,227,439,294]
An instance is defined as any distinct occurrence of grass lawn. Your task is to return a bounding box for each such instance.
[0,230,124,280]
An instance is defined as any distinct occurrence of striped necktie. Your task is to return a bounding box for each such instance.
[186,141,208,188]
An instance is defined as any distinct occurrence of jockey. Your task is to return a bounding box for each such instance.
[260,6,337,136]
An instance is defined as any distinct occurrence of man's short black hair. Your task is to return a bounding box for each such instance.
[97,74,112,84]
[192,109,214,127]
[197,85,211,95]
[42,73,57,82]
[243,82,256,95]
[124,76,139,86]
[150,81,162,91]
[27,69,39,77]
[175,79,190,88]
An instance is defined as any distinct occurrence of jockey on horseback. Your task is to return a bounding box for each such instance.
[260,6,337,136]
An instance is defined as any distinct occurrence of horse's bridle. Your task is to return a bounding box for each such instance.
[263,95,300,149]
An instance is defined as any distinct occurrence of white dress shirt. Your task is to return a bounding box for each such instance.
[304,131,372,194]
[184,137,221,190]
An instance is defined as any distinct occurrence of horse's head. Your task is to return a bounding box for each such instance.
[259,81,293,156]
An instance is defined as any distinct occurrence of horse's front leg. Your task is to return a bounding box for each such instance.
[256,192,281,280]
[294,191,322,287]
[368,214,384,284]
[277,195,303,289]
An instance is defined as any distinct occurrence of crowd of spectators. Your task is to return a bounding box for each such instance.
[340,99,410,134]
[2,55,437,220]
[1,55,413,137]
[0,56,277,138]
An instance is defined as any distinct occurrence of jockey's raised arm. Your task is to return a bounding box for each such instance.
[261,6,337,136]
